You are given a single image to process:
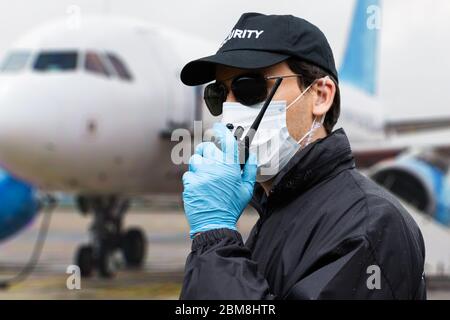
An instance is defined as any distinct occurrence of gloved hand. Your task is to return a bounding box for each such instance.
[182,122,257,238]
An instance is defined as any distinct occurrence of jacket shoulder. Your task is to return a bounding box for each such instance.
[347,169,426,299]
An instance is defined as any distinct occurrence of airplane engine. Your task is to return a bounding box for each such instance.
[369,155,450,226]
[0,169,39,241]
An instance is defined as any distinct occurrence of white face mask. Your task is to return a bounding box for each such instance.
[221,80,326,182]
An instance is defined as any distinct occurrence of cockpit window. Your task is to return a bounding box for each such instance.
[106,53,133,81]
[34,51,77,71]
[85,51,110,77]
[0,51,31,72]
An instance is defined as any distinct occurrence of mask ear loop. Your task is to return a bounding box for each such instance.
[296,76,330,147]
[317,76,329,126]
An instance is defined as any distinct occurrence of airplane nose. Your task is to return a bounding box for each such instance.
[0,78,50,177]
[0,73,112,188]
[0,73,127,191]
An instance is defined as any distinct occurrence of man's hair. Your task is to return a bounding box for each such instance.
[286,58,340,134]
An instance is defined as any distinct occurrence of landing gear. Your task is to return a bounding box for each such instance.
[74,195,147,278]
[97,244,120,278]
[122,228,147,268]
[75,245,94,277]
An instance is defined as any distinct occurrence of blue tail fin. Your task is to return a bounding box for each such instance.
[339,0,380,95]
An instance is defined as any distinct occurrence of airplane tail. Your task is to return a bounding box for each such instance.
[339,0,380,96]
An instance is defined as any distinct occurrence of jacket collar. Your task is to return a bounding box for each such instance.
[250,128,356,215]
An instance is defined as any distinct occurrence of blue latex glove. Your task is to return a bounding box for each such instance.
[182,122,257,238]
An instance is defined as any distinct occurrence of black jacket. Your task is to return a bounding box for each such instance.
[180,129,426,300]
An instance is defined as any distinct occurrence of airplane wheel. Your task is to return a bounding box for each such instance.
[122,228,147,268]
[75,245,94,277]
[98,247,118,278]
[76,196,90,215]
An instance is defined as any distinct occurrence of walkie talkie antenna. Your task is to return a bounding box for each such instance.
[238,77,283,169]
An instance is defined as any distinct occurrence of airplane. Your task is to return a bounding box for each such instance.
[0,15,215,277]
[0,0,449,280]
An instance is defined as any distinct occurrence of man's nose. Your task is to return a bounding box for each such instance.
[224,86,237,103]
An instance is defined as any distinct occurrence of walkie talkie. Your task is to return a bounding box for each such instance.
[227,77,284,170]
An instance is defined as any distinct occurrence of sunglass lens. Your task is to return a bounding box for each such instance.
[204,83,227,116]
[231,75,267,106]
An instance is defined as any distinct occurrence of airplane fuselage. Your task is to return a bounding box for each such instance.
[0,16,214,195]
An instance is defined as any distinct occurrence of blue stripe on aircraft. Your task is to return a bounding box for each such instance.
[339,0,380,96]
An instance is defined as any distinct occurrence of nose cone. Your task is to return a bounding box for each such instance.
[0,75,65,183]
[0,71,135,193]
[0,78,39,173]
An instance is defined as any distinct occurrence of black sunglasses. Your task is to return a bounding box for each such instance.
[203,73,303,116]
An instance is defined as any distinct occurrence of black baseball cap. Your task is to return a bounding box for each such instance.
[180,12,338,86]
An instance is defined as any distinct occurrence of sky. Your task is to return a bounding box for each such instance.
[0,0,449,121]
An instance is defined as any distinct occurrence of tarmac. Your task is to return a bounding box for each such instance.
[0,203,258,299]
[0,201,449,300]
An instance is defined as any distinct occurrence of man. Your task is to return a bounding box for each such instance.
[179,13,426,299]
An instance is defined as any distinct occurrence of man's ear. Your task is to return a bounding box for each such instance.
[312,76,336,118]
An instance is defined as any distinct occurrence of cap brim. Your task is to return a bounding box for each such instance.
[180,50,290,86]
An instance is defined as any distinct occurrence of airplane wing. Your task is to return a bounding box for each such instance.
[350,127,450,168]
[352,127,450,152]
[385,118,450,135]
